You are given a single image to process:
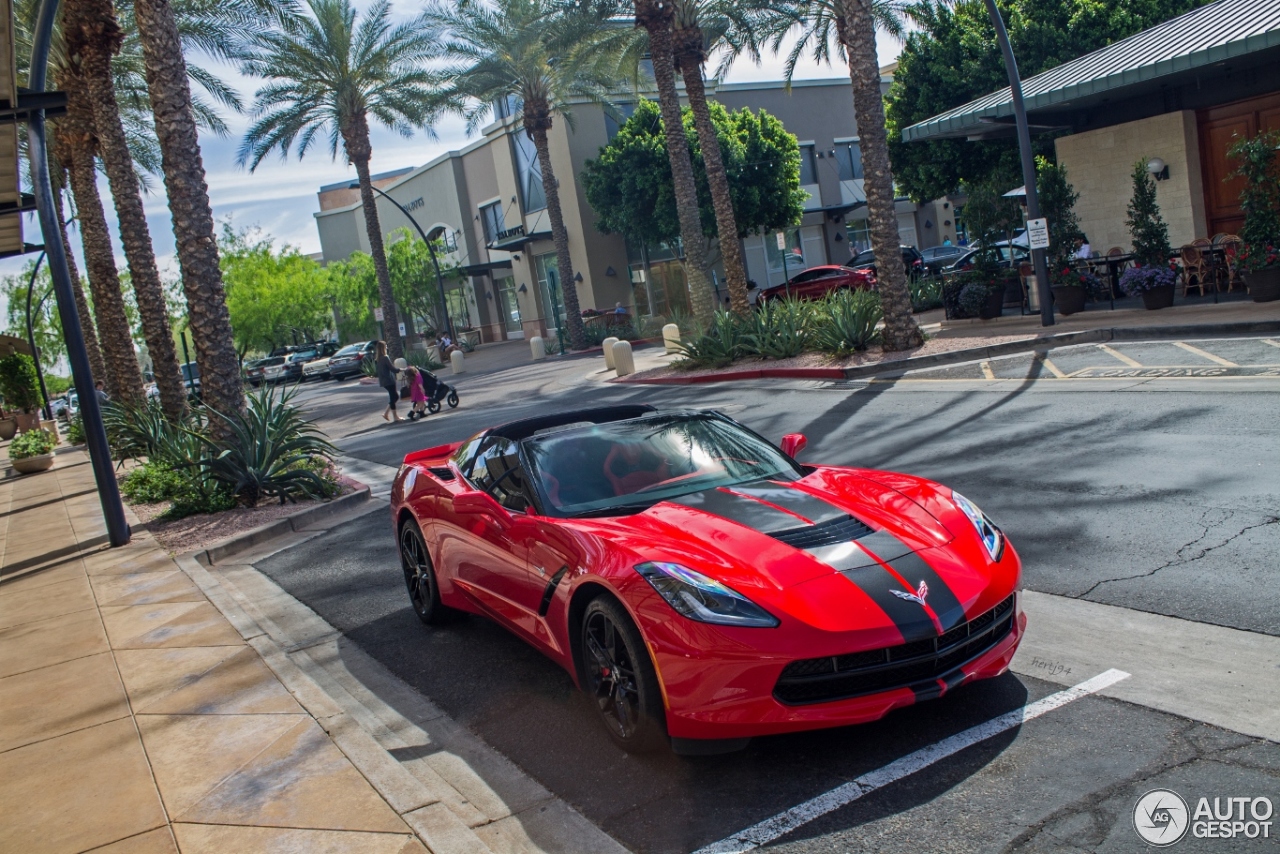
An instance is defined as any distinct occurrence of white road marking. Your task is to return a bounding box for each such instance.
[1173,341,1238,366]
[980,361,996,380]
[1263,339,1280,349]
[1097,344,1142,367]
[692,669,1131,854]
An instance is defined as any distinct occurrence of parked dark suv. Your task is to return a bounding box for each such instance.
[847,246,925,279]
[327,341,377,381]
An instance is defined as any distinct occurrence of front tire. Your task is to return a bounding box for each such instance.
[446,390,459,408]
[580,597,666,753]
[399,520,448,625]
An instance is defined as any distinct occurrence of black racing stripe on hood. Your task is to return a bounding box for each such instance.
[839,566,938,644]
[667,483,807,534]
[853,530,914,563]
[724,484,849,526]
[884,551,967,632]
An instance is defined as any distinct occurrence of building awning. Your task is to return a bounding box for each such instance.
[462,260,514,276]
[902,0,1280,143]
[486,229,552,253]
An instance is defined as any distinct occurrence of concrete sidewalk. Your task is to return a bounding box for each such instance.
[0,445,447,853]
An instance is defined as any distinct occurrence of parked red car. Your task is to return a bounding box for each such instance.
[757,265,875,303]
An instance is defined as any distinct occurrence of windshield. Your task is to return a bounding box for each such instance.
[523,413,801,517]
[334,344,362,357]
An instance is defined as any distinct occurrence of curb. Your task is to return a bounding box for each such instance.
[616,319,1280,385]
[193,484,372,567]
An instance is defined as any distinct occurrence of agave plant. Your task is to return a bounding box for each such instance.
[673,311,747,369]
[742,298,811,360]
[102,398,180,463]
[193,384,337,506]
[812,288,883,356]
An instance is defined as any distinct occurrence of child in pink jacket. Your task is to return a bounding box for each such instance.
[405,367,428,420]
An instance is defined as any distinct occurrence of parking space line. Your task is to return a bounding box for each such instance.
[1097,344,1142,367]
[693,669,1131,854]
[1036,354,1066,378]
[1173,341,1238,366]
[980,361,996,380]
[1264,339,1280,349]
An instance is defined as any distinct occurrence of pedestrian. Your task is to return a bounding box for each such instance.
[94,380,109,404]
[1074,233,1093,260]
[373,341,402,422]
[614,301,627,315]
[404,366,428,420]
[943,237,953,246]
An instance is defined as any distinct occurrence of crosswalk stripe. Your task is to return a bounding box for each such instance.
[1173,341,1237,366]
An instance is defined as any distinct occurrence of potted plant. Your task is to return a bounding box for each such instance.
[9,428,56,474]
[0,354,43,431]
[1124,158,1175,309]
[1048,266,1099,315]
[0,407,15,441]
[958,280,1002,320]
[1228,130,1280,302]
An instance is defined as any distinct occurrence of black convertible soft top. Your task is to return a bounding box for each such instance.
[487,404,657,442]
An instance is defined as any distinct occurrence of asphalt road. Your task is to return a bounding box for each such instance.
[256,336,1280,852]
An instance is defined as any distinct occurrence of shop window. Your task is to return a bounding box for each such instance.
[846,219,872,254]
[480,202,505,243]
[799,145,817,186]
[836,141,864,181]
[513,135,547,213]
[535,253,565,323]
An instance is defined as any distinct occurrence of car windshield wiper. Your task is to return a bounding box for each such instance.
[570,502,654,519]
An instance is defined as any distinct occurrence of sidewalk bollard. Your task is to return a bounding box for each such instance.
[663,323,681,354]
[601,336,619,370]
[531,336,546,361]
[612,339,635,377]
[450,349,465,374]
[41,419,59,444]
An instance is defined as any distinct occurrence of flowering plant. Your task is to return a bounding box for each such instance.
[1236,242,1280,272]
[1118,262,1177,296]
[1050,265,1101,290]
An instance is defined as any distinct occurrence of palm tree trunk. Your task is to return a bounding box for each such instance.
[131,0,244,424]
[344,116,403,361]
[57,89,145,404]
[635,0,715,325]
[64,0,188,419]
[674,24,749,316]
[53,180,107,384]
[839,0,921,351]
[527,119,588,351]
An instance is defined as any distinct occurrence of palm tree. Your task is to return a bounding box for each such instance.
[63,0,188,419]
[632,0,717,324]
[425,0,624,351]
[772,0,922,351]
[237,0,440,362]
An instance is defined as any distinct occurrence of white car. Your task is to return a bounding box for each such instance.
[302,355,332,381]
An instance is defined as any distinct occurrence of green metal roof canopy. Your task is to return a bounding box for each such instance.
[902,0,1280,143]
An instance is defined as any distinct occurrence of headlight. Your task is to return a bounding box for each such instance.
[951,491,1004,562]
[634,562,779,627]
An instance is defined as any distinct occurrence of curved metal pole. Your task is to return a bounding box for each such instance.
[29,0,130,545]
[24,250,53,419]
[368,185,455,341]
[983,0,1054,327]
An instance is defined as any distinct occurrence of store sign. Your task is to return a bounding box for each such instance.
[1026,218,1050,250]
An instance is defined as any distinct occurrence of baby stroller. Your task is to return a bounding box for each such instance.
[422,370,459,414]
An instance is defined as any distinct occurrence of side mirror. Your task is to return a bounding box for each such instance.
[454,490,512,521]
[780,433,807,458]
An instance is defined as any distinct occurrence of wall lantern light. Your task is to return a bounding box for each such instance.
[925,219,933,229]
[573,272,583,283]
[518,283,528,293]
[1147,157,1169,181]
[834,232,844,242]
[513,253,521,260]
[605,266,616,277]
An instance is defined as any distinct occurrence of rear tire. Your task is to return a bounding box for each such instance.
[579,597,667,753]
[399,520,449,625]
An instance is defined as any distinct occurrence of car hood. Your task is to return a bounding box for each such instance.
[572,470,1008,636]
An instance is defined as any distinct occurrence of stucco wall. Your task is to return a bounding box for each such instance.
[1055,110,1207,255]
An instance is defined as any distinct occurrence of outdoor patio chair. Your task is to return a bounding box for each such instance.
[1180,244,1208,296]
[1219,234,1244,292]
[1211,233,1229,246]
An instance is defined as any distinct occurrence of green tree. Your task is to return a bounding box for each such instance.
[1036,156,1080,268]
[237,0,439,362]
[220,227,337,356]
[384,230,465,338]
[583,99,806,248]
[885,0,1206,203]
[425,0,622,351]
[330,253,379,343]
[1126,158,1169,268]
[1,263,67,369]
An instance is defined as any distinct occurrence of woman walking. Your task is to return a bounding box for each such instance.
[374,341,402,422]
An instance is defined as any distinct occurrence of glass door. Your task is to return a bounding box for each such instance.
[494,276,523,338]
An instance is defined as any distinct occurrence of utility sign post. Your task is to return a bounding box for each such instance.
[777,231,792,297]
[1026,218,1050,250]
[373,307,384,322]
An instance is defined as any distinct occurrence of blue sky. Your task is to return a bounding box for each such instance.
[0,23,904,311]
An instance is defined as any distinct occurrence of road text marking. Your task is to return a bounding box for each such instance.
[1173,341,1238,367]
[693,669,1132,854]
[1098,344,1142,367]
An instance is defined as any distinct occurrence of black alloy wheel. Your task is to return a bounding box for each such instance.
[580,597,666,752]
[447,390,459,408]
[399,521,446,625]
[427,399,441,414]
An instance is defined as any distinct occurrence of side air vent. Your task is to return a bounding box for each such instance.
[429,467,455,481]
[770,514,873,549]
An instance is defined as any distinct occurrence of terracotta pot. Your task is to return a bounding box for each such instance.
[11,453,54,474]
[0,418,15,441]
[979,290,1004,320]
[1051,286,1086,316]
[1140,284,1175,310]
[1246,268,1280,303]
[14,412,40,432]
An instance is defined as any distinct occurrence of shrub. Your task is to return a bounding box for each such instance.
[102,398,201,465]
[194,384,338,506]
[909,276,944,312]
[813,289,882,356]
[958,282,994,317]
[10,428,56,459]
[1118,263,1178,296]
[584,323,638,347]
[67,415,85,445]
[120,464,186,504]
[673,311,746,369]
[0,354,41,413]
[121,463,236,519]
[1227,129,1280,263]
[405,350,444,371]
[742,299,810,359]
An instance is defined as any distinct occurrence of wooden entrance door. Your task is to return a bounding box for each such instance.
[1199,93,1280,238]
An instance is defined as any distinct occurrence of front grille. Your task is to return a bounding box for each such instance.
[770,515,874,549]
[774,595,1016,705]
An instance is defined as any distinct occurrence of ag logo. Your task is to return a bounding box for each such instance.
[1134,789,1190,846]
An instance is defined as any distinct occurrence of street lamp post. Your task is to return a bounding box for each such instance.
[982,0,1054,327]
[368,185,455,343]
[24,250,54,420]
